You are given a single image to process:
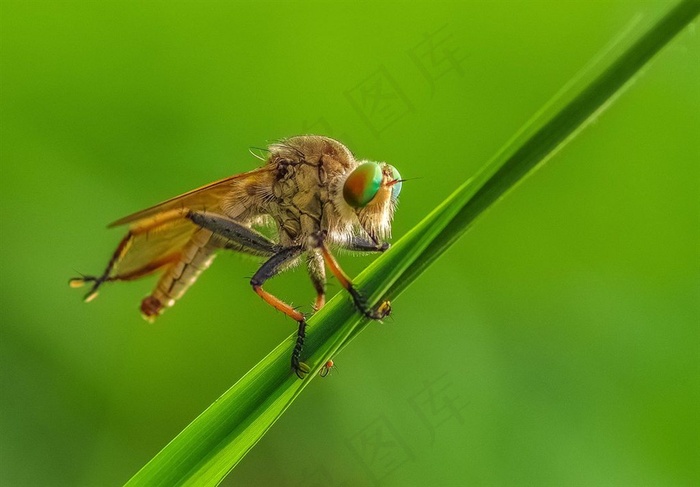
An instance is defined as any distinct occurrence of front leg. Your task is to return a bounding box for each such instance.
[341,235,391,253]
[311,232,391,320]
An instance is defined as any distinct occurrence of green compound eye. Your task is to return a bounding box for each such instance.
[388,165,402,201]
[343,162,382,208]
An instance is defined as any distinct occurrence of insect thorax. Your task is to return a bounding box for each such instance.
[265,136,357,246]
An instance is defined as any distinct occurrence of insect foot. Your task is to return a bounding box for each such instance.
[375,300,392,319]
[347,286,392,321]
[363,299,391,321]
[291,318,310,379]
[292,360,311,380]
[69,275,103,303]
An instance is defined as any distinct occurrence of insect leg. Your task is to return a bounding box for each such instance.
[312,232,391,320]
[307,249,326,311]
[69,231,135,302]
[70,210,185,302]
[250,246,311,378]
[186,211,280,255]
[340,236,391,253]
[69,250,183,302]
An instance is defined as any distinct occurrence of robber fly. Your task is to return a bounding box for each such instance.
[70,135,402,378]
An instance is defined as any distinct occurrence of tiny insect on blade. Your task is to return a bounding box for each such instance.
[319,359,336,378]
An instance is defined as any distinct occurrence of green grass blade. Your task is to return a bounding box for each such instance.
[126,2,699,485]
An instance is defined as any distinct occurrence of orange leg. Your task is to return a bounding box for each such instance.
[318,237,391,320]
[252,286,304,322]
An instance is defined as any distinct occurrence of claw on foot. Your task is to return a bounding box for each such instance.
[361,299,392,320]
[83,290,100,303]
[292,361,310,379]
[70,276,104,302]
[376,300,392,318]
[69,278,86,288]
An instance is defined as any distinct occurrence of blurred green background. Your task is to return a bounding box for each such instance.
[1,1,698,485]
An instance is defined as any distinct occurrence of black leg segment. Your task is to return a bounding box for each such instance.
[341,236,391,253]
[187,211,280,256]
[248,245,311,378]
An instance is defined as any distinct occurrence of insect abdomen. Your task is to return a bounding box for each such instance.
[140,228,217,321]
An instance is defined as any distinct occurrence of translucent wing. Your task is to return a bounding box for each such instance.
[110,217,196,278]
[109,168,268,227]
[105,167,272,279]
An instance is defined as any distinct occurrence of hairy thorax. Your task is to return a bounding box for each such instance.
[264,136,357,247]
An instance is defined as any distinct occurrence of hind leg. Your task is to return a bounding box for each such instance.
[70,210,186,301]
